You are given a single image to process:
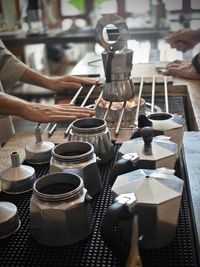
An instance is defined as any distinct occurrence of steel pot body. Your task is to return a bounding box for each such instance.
[110,129,177,184]
[109,168,184,249]
[101,50,135,102]
[0,201,21,239]
[147,113,185,156]
[68,118,114,164]
[30,172,92,246]
[49,141,102,196]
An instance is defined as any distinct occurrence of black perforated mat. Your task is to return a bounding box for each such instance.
[0,146,199,267]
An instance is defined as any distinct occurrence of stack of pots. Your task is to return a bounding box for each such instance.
[29,118,113,245]
[101,111,185,253]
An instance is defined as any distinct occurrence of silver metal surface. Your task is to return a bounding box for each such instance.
[151,76,155,114]
[0,152,36,194]
[81,84,96,107]
[112,168,184,249]
[30,173,91,246]
[103,101,112,121]
[95,14,129,52]
[48,122,57,137]
[25,126,55,164]
[119,132,177,170]
[50,141,101,196]
[68,118,114,164]
[134,77,144,130]
[64,85,85,137]
[147,113,185,155]
[95,15,134,102]
[115,101,126,135]
[101,50,135,102]
[164,76,169,113]
[0,201,21,239]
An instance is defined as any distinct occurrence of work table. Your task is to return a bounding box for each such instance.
[0,57,200,266]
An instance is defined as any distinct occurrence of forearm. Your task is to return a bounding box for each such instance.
[19,68,53,90]
[0,92,28,117]
[19,68,98,93]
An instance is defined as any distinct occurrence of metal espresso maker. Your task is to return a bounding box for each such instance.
[95,14,135,102]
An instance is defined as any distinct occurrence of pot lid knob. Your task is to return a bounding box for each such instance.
[140,127,154,145]
[35,126,43,143]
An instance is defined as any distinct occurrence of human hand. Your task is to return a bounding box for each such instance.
[21,102,96,123]
[47,75,98,93]
[165,29,200,52]
[161,60,200,80]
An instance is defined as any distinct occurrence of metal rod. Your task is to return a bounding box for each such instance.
[64,123,73,137]
[133,77,144,131]
[63,85,86,137]
[49,85,84,137]
[164,76,169,113]
[71,85,84,105]
[64,84,97,137]
[151,76,155,114]
[93,90,103,109]
[48,122,57,137]
[81,84,96,107]
[115,101,126,136]
[103,101,112,121]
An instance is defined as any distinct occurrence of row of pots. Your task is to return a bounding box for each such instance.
[0,112,185,249]
[100,112,185,253]
[0,118,113,242]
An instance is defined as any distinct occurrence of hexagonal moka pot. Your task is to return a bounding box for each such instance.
[110,127,177,184]
[30,172,92,246]
[95,14,135,102]
[68,117,114,164]
[138,113,185,156]
[109,168,184,249]
[49,141,102,196]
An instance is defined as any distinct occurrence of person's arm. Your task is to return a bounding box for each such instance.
[165,29,200,52]
[0,92,95,123]
[162,53,200,80]
[19,68,98,93]
[0,39,97,93]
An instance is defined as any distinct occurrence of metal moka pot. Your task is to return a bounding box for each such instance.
[95,14,135,102]
[25,126,55,164]
[0,201,21,239]
[30,172,92,246]
[49,141,102,196]
[110,127,177,184]
[109,168,184,249]
[101,49,135,102]
[138,113,185,156]
[0,152,36,194]
[68,117,114,164]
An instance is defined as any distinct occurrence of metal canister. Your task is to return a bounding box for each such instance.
[30,172,92,246]
[68,118,114,164]
[49,141,102,196]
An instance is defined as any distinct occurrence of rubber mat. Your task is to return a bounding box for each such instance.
[0,146,199,267]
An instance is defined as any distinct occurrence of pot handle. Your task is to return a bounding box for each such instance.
[138,114,152,128]
[110,153,139,186]
[101,193,137,254]
[105,52,113,83]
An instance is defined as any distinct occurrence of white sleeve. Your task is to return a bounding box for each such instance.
[0,39,28,90]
